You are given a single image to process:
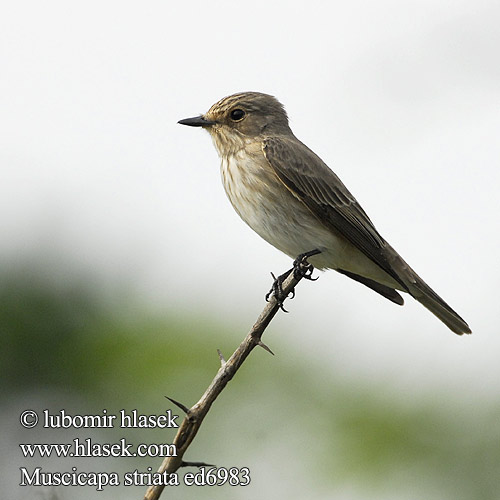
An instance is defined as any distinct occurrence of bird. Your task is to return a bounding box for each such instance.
[178,92,471,335]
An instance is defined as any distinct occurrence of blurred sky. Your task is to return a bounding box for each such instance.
[2,0,499,394]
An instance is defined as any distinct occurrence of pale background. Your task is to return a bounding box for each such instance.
[2,0,499,499]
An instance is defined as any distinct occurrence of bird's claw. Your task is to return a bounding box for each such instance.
[266,249,321,310]
[292,249,321,280]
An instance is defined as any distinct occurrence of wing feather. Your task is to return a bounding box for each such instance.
[263,135,408,290]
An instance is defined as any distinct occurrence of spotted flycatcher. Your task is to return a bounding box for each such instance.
[179,92,471,335]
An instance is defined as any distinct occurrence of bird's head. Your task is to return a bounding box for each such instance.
[179,92,291,155]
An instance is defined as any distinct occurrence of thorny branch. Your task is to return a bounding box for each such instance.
[143,258,316,500]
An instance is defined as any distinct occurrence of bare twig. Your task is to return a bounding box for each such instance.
[143,264,313,500]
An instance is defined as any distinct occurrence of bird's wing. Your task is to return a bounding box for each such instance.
[263,135,408,290]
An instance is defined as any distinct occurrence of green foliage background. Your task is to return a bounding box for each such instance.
[2,266,499,500]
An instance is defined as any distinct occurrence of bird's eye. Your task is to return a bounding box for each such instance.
[230,108,246,121]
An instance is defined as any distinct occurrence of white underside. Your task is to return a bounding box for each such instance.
[220,148,402,290]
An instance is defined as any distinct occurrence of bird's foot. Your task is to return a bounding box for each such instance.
[265,249,321,312]
[265,269,293,312]
[292,249,322,280]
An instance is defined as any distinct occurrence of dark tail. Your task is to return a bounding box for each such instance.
[407,276,471,335]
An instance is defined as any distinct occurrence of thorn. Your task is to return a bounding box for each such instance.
[257,340,275,356]
[180,460,215,468]
[165,396,190,414]
[217,349,226,365]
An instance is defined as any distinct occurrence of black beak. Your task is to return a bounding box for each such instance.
[178,115,216,127]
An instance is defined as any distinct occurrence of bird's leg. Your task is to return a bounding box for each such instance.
[266,249,321,312]
[265,269,293,311]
